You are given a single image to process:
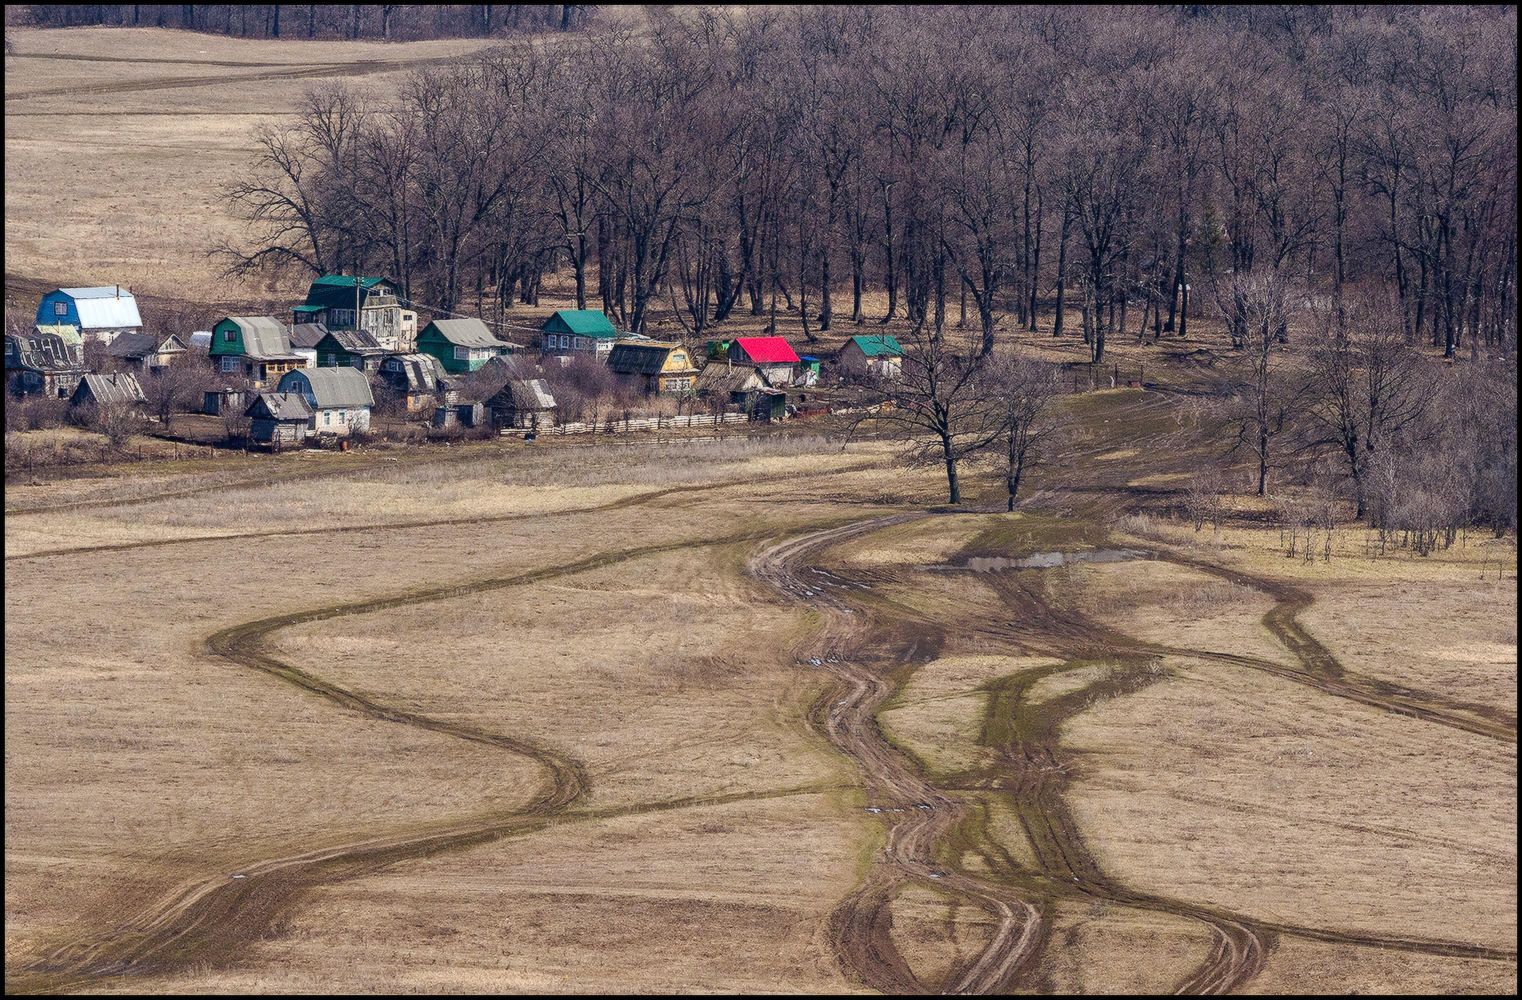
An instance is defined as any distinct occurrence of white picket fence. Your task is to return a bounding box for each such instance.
[524,411,752,436]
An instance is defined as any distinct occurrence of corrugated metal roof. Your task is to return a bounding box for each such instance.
[225,317,301,361]
[105,332,186,359]
[73,372,146,405]
[424,318,507,349]
[55,287,142,330]
[541,309,619,337]
[505,378,556,411]
[278,366,374,408]
[732,336,800,364]
[34,323,83,347]
[383,353,449,392]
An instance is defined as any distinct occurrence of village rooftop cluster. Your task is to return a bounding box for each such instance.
[5,277,908,447]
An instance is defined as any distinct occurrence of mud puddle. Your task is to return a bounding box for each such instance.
[928,548,1148,573]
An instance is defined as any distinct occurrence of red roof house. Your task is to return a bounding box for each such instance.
[728,336,801,384]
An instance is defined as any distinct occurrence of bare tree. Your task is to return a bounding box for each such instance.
[984,352,1062,510]
[857,321,1004,505]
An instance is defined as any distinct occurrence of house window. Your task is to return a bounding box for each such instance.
[543,334,555,350]
[454,345,470,361]
[324,410,332,426]
[574,337,586,350]
[221,357,239,373]
[54,301,68,316]
[325,353,337,365]
[338,409,346,422]
[560,334,571,348]
[223,329,236,342]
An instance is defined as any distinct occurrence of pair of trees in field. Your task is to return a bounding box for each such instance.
[855,324,1063,510]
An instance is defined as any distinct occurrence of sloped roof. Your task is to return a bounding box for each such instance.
[424,318,507,349]
[541,309,619,337]
[245,391,315,421]
[497,378,556,411]
[383,353,450,392]
[7,332,83,373]
[732,336,800,365]
[72,372,146,405]
[287,322,329,349]
[301,275,394,312]
[845,334,905,357]
[279,366,375,408]
[224,317,301,361]
[105,332,187,359]
[693,364,765,395]
[318,326,385,354]
[54,287,142,330]
[607,341,694,376]
[35,323,83,347]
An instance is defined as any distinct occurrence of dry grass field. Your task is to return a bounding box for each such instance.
[7,400,1515,993]
[4,21,1517,998]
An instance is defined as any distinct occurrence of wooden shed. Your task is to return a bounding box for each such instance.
[245,392,315,447]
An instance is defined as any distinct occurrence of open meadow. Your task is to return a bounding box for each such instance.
[5,391,1515,993]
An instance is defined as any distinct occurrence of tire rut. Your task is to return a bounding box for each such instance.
[10,522,845,994]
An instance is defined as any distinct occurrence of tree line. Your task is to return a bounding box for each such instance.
[217,5,1515,363]
[21,5,592,39]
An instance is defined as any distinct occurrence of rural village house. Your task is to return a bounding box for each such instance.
[103,332,188,373]
[34,286,142,344]
[838,334,906,380]
[378,353,456,412]
[6,327,84,397]
[244,391,315,447]
[417,318,513,374]
[69,371,147,411]
[727,336,801,386]
[313,326,387,373]
[276,366,374,435]
[209,316,306,386]
[291,275,417,352]
[539,309,620,360]
[487,377,557,429]
[693,363,785,421]
[605,341,700,394]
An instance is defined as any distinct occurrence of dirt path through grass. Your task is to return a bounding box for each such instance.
[8,520,854,995]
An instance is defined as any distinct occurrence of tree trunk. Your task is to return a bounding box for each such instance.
[1053,204,1070,337]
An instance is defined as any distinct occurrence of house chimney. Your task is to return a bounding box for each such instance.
[115,285,120,299]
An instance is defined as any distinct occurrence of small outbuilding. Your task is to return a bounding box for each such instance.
[245,392,315,447]
[70,372,147,410]
[488,378,557,429]
[838,334,905,380]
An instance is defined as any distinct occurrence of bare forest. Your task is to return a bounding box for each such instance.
[212,5,1517,542]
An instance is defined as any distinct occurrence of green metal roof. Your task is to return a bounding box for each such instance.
[312,275,388,289]
[301,276,394,312]
[292,304,324,313]
[541,309,619,338]
[848,334,905,357]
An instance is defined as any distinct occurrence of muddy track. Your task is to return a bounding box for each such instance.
[755,511,1515,995]
[5,458,887,562]
[751,517,1044,995]
[10,522,847,995]
[978,549,1515,744]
